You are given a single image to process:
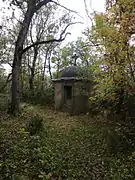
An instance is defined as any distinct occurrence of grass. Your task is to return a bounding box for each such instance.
[0,95,135,179]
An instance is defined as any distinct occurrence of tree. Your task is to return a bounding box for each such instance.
[25,4,57,91]
[85,0,135,112]
[1,0,77,115]
[51,36,97,78]
[24,4,73,91]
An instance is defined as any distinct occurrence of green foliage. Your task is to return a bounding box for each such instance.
[106,129,129,153]
[0,93,10,111]
[0,67,6,89]
[51,37,95,74]
[76,66,93,80]
[27,115,43,135]
[1,104,135,179]
[95,13,105,29]
[84,0,135,114]
[22,85,54,106]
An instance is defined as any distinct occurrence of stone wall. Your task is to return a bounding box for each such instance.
[54,80,92,114]
[54,82,62,109]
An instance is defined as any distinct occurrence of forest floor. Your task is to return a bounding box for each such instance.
[0,94,135,179]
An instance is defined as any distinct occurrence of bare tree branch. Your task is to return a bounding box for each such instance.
[84,0,94,26]
[51,0,78,13]
[8,62,13,68]
[22,32,70,54]
[60,22,83,39]
[22,22,82,54]
[11,0,23,9]
[36,0,78,14]
[36,0,53,11]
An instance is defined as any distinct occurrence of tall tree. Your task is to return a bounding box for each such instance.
[1,0,76,114]
[24,4,72,91]
[85,0,135,111]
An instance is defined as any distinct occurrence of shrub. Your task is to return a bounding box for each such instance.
[22,85,54,106]
[27,115,43,135]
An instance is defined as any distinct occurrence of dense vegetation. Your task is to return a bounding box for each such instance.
[1,95,135,179]
[0,0,135,179]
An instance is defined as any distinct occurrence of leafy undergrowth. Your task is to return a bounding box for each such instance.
[0,102,135,179]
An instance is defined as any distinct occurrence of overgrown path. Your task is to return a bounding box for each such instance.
[0,103,135,179]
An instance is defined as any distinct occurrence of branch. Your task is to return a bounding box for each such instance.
[36,0,53,11]
[8,62,13,68]
[22,22,81,54]
[51,0,78,13]
[22,33,70,54]
[36,0,78,14]
[84,0,94,27]
[11,0,23,9]
[60,22,83,39]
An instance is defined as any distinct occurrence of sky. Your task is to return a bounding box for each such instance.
[59,0,105,42]
[0,0,105,41]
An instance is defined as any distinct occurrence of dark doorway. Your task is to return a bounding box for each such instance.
[64,86,72,100]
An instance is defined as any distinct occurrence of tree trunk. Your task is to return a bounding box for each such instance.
[10,3,35,115]
[42,47,50,82]
[56,59,60,78]
[9,0,67,114]
[29,46,38,91]
[48,52,52,79]
[11,53,21,114]
[41,49,48,89]
[29,70,34,91]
